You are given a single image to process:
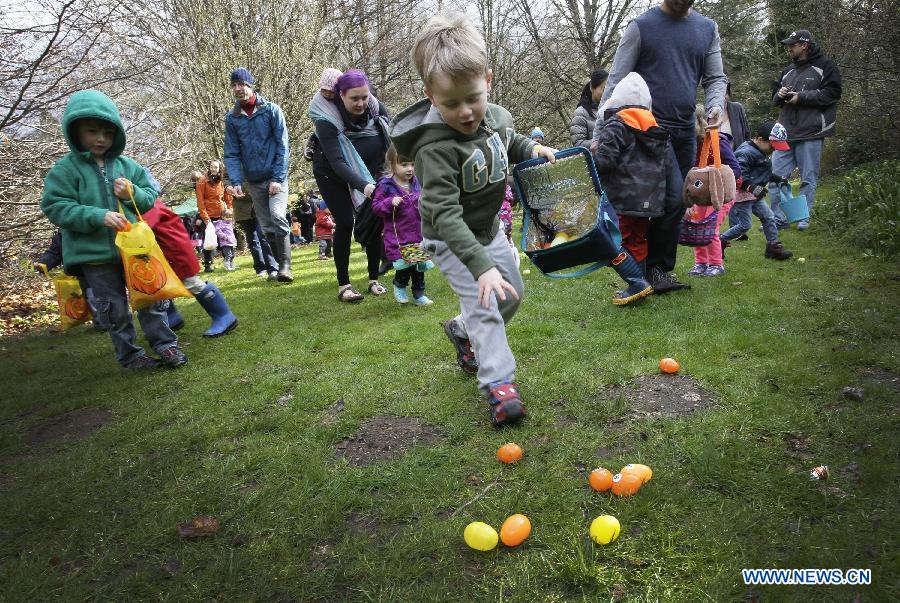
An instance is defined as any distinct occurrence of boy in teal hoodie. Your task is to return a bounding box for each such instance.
[41,90,185,369]
[391,14,556,426]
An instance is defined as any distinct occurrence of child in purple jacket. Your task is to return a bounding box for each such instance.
[371,146,435,305]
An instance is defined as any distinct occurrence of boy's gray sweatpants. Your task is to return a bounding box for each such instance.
[423,230,524,396]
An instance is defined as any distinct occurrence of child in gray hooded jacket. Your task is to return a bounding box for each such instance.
[593,72,670,305]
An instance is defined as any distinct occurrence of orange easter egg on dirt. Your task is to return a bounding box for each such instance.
[659,357,680,374]
[621,463,653,484]
[500,514,532,547]
[611,472,642,497]
[497,443,523,464]
[588,467,614,492]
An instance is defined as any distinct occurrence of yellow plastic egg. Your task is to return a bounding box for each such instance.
[550,233,571,247]
[464,521,498,551]
[621,463,653,484]
[589,515,621,545]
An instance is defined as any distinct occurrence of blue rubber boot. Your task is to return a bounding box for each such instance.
[164,299,185,331]
[610,251,653,306]
[195,282,238,337]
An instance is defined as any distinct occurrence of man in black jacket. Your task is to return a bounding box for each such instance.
[770,30,842,230]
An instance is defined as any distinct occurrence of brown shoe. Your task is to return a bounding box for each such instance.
[764,241,793,260]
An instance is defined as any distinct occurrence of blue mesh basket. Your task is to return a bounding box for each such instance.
[513,147,622,278]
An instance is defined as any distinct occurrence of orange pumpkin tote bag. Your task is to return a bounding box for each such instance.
[115,186,191,310]
[38,264,91,330]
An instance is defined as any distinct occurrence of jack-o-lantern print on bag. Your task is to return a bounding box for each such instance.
[37,264,91,330]
[115,183,191,310]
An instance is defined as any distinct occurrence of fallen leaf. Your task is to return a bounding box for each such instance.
[177,515,220,539]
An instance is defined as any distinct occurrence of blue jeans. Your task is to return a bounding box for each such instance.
[80,263,177,366]
[769,138,823,225]
[723,199,779,243]
[238,218,278,272]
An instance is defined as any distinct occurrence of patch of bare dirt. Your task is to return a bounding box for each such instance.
[334,416,445,466]
[597,374,718,420]
[25,408,113,447]
[861,367,900,393]
[783,432,814,460]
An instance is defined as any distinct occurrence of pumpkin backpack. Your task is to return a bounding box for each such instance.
[682,128,736,210]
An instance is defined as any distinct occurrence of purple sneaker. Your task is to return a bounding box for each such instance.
[688,263,708,276]
[703,265,726,277]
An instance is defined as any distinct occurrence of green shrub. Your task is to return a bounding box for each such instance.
[817,160,900,257]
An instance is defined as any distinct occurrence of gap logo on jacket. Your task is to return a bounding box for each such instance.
[461,129,515,192]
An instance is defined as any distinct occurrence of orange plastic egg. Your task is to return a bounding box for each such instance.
[611,472,642,497]
[497,443,524,464]
[499,513,532,547]
[621,463,653,484]
[659,357,680,374]
[588,467,614,492]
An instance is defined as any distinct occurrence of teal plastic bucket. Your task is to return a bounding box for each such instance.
[780,187,809,223]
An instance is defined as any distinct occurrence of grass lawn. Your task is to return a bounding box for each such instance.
[1,184,897,601]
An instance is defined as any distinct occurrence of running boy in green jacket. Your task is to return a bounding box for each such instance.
[390,14,556,426]
[41,90,185,369]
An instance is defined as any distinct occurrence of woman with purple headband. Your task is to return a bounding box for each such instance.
[308,68,391,303]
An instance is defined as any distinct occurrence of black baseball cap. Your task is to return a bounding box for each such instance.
[781,30,812,45]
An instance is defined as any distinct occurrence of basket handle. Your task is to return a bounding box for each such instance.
[708,127,722,169]
[697,128,722,169]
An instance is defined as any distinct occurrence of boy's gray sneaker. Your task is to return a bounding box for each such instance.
[442,320,478,374]
[158,346,187,368]
[124,355,161,370]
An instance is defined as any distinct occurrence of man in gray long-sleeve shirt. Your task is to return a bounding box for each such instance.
[593,0,727,293]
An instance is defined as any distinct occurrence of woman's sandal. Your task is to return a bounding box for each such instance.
[338,285,364,303]
[368,280,387,296]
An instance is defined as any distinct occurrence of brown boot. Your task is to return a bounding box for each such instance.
[764,241,793,260]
